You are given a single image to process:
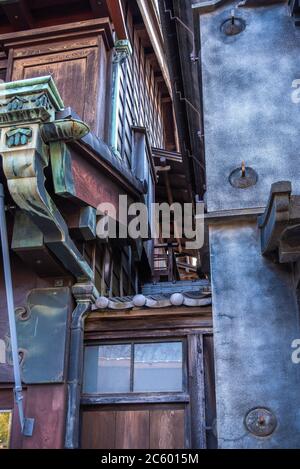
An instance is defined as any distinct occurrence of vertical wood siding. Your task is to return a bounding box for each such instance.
[117,7,165,167]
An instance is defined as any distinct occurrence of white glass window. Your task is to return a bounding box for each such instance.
[83,341,183,394]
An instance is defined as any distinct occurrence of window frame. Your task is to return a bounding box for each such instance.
[81,311,213,448]
[82,337,188,401]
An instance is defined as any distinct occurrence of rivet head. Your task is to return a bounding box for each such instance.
[245,408,277,437]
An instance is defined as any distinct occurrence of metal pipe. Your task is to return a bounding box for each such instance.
[65,282,97,448]
[64,302,90,449]
[0,183,34,437]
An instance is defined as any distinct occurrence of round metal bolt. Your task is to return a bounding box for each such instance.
[245,408,277,437]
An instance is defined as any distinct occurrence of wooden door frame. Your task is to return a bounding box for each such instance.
[81,310,212,449]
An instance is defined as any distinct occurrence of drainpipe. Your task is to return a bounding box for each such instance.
[0,184,34,437]
[108,39,132,158]
[65,282,98,449]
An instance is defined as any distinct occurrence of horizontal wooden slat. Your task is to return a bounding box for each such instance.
[81,393,190,406]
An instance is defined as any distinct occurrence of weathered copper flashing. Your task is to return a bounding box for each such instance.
[65,282,98,449]
[0,76,94,281]
[58,107,145,197]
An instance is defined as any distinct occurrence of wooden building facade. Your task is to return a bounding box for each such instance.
[0,0,215,450]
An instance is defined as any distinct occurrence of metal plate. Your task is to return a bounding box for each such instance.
[245,408,277,437]
[16,288,71,384]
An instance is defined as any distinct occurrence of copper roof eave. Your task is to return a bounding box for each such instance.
[57,107,145,198]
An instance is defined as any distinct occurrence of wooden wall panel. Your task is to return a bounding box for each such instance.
[12,46,101,136]
[81,410,116,449]
[21,384,67,449]
[81,405,186,449]
[150,409,185,449]
[4,20,112,138]
[117,7,166,167]
[71,150,128,213]
[115,410,149,449]
[9,384,67,449]
[0,388,13,409]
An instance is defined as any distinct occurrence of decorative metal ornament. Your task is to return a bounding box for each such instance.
[6,127,32,147]
[15,306,30,322]
[229,161,258,189]
[245,408,277,437]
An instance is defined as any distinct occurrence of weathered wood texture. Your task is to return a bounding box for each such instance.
[21,384,67,449]
[0,12,170,157]
[81,410,115,449]
[0,387,13,409]
[117,7,166,166]
[150,409,185,449]
[0,1,101,33]
[2,19,112,138]
[8,384,67,449]
[188,334,206,448]
[203,334,217,448]
[70,148,129,210]
[85,312,213,338]
[116,410,149,449]
[81,405,186,449]
[81,393,189,406]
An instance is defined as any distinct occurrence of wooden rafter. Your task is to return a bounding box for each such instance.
[105,0,128,39]
[0,0,33,30]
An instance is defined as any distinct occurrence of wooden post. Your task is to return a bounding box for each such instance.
[188,334,207,449]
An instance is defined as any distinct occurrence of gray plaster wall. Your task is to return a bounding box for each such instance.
[210,220,300,448]
[200,3,300,212]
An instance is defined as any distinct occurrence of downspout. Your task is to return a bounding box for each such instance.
[0,184,34,437]
[65,282,98,449]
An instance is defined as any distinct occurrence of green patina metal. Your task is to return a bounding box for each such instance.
[0,76,94,281]
[40,118,89,143]
[40,118,90,201]
[6,127,32,147]
[11,211,44,250]
[109,40,132,156]
[15,288,71,384]
[49,141,76,198]
[0,76,64,124]
[79,206,96,240]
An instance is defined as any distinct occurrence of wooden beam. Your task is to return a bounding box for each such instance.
[1,0,34,30]
[89,0,109,18]
[105,0,128,40]
[160,157,183,253]
[136,0,172,96]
